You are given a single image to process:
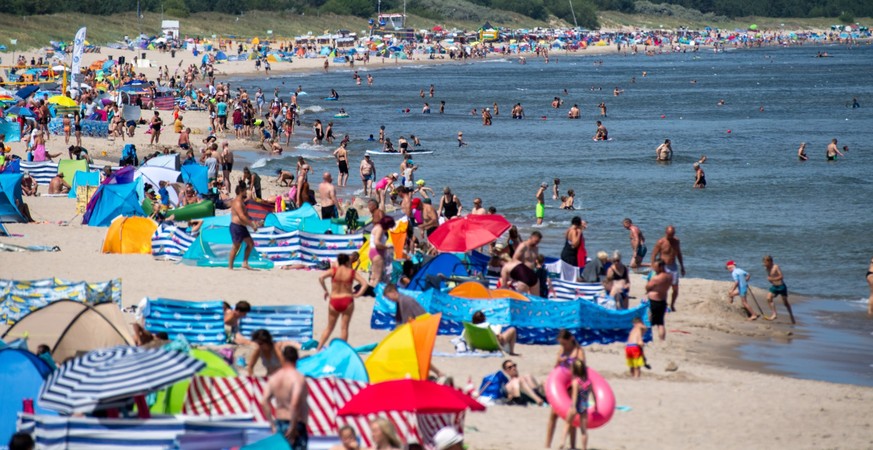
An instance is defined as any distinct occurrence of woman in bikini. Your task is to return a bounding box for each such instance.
[316,253,369,350]
[247,329,285,376]
[368,216,396,291]
[546,329,587,449]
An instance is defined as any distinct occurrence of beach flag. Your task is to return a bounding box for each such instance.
[71,27,87,89]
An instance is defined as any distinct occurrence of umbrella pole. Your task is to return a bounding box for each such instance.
[135,395,151,419]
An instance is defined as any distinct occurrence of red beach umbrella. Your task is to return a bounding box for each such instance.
[337,379,485,415]
[427,214,511,253]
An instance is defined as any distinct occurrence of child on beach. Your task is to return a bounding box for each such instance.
[561,359,595,450]
[726,260,759,320]
[626,317,648,378]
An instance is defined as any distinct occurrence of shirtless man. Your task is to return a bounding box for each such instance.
[645,260,672,341]
[594,121,608,141]
[568,104,580,119]
[622,218,646,269]
[420,198,438,245]
[48,172,70,195]
[470,198,487,215]
[261,346,309,450]
[762,255,796,323]
[229,184,258,270]
[508,231,542,296]
[651,225,685,311]
[360,155,375,196]
[826,138,844,161]
[655,139,673,161]
[535,182,547,225]
[318,172,343,219]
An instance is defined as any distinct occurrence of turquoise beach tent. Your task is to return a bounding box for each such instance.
[85,182,145,226]
[298,338,369,382]
[0,173,27,223]
[181,164,209,194]
[263,203,337,233]
[68,170,100,198]
[0,348,57,445]
[181,225,274,269]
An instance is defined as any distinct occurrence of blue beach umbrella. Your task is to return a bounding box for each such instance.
[4,106,35,118]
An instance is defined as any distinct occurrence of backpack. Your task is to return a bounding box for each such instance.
[345,207,360,231]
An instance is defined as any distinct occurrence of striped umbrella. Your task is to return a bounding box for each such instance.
[39,346,206,414]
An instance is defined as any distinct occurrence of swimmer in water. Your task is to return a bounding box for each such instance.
[826,138,843,161]
[568,104,580,119]
[458,131,467,147]
[594,121,608,141]
[797,142,808,161]
[717,99,726,106]
[656,139,673,161]
[598,102,607,117]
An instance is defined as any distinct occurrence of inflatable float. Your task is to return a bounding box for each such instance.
[334,113,350,119]
[545,366,615,429]
[323,97,339,101]
[165,200,216,222]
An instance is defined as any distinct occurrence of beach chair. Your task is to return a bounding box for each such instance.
[143,298,226,345]
[239,305,314,343]
[462,322,502,353]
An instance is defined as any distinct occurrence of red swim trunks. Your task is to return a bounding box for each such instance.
[329,296,354,313]
[625,344,644,368]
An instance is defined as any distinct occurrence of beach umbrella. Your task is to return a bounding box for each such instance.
[428,214,511,253]
[47,95,77,107]
[16,86,39,100]
[4,106,35,118]
[38,346,205,414]
[337,379,485,415]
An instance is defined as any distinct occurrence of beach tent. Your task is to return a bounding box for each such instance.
[0,173,26,223]
[298,338,368,382]
[0,300,134,363]
[143,153,181,171]
[68,170,100,198]
[181,164,209,194]
[135,166,182,190]
[84,182,145,226]
[101,216,159,254]
[263,203,321,232]
[406,253,470,291]
[215,51,228,61]
[0,349,57,445]
[365,313,440,383]
[151,348,237,414]
[181,225,274,269]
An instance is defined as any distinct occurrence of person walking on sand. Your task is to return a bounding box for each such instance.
[726,260,759,321]
[651,225,685,311]
[646,260,672,340]
[316,253,369,350]
[261,346,309,450]
[560,359,595,450]
[545,329,586,448]
[762,255,796,323]
[622,218,646,269]
[625,318,647,378]
[535,182,547,225]
[229,183,258,270]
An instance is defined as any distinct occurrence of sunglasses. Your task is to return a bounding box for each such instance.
[504,364,517,370]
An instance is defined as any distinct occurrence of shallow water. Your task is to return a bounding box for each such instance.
[231,45,873,384]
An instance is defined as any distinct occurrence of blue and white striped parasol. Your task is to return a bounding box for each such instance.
[38,346,205,414]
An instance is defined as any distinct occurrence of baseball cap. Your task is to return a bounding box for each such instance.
[541,182,548,188]
[433,427,463,450]
[726,260,735,267]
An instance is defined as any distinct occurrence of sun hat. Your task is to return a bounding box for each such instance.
[433,427,463,450]
[726,260,735,267]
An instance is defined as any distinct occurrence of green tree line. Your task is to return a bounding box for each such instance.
[0,0,868,23]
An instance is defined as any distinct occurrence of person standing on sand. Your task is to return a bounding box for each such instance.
[316,253,369,350]
[726,261,758,321]
[261,346,309,450]
[229,183,258,270]
[625,318,647,378]
[318,172,343,220]
[623,218,646,269]
[535,182,547,225]
[646,260,672,341]
[545,329,586,448]
[360,154,375,196]
[762,255,796,323]
[652,225,685,311]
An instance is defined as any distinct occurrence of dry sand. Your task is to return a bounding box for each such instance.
[3,43,873,450]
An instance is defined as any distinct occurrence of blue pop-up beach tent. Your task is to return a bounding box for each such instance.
[297,338,368,382]
[68,171,100,198]
[0,348,57,445]
[181,225,273,269]
[181,164,209,194]
[0,173,27,223]
[84,182,145,226]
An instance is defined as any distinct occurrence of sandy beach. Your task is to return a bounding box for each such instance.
[4,41,873,449]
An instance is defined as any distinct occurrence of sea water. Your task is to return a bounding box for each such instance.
[231,45,873,384]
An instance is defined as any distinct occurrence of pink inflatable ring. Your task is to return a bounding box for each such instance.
[545,366,615,429]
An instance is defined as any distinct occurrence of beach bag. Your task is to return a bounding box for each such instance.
[478,370,509,400]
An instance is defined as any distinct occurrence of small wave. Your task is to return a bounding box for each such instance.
[251,157,270,169]
[295,142,330,152]
[301,105,325,113]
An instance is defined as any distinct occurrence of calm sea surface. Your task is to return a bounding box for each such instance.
[233,44,873,385]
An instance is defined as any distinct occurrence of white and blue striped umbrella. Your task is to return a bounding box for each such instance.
[38,346,206,414]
